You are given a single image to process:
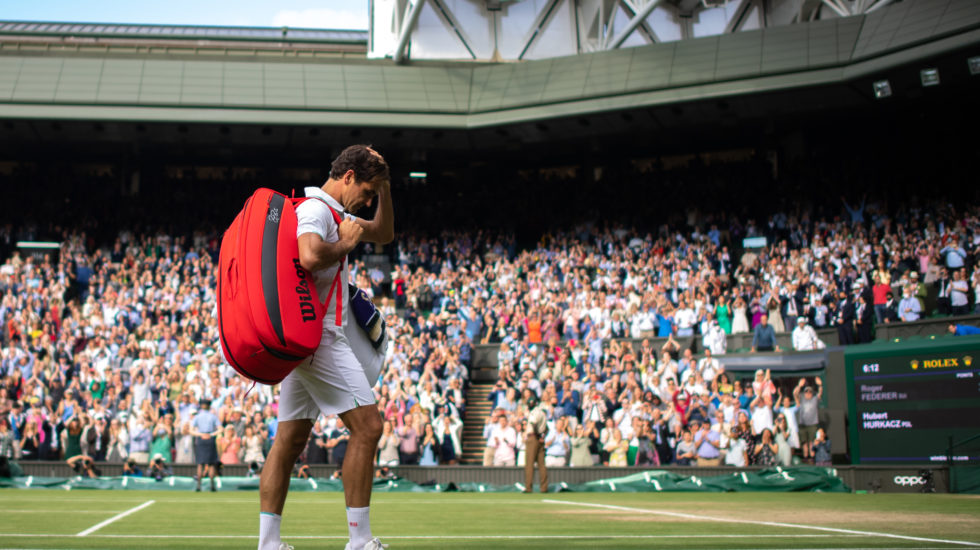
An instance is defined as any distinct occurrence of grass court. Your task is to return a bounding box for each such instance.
[1,490,979,550]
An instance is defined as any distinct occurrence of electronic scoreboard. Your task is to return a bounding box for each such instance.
[845,335,980,464]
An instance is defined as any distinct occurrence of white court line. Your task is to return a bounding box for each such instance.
[0,497,534,505]
[0,533,865,539]
[75,500,155,537]
[543,499,980,548]
[0,548,963,550]
[0,498,154,503]
[0,509,128,514]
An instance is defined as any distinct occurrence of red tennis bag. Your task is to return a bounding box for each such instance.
[216,188,328,384]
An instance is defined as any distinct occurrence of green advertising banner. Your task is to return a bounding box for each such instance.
[845,335,980,465]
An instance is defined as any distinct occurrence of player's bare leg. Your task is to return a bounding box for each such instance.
[338,405,383,549]
[258,419,313,550]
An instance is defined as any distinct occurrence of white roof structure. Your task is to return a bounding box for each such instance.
[370,0,900,62]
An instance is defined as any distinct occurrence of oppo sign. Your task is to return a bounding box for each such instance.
[893,475,926,487]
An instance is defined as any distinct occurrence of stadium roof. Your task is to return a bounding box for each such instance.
[0,21,367,46]
[0,20,368,59]
[0,0,977,129]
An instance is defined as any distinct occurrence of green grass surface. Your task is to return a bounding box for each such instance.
[1,490,979,549]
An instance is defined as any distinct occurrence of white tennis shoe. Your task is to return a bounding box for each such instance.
[344,537,388,550]
[278,543,294,550]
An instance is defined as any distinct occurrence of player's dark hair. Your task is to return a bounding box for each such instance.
[330,144,389,184]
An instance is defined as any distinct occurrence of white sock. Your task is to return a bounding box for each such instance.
[258,512,282,550]
[347,506,371,549]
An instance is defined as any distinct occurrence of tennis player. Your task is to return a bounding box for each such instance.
[258,145,393,550]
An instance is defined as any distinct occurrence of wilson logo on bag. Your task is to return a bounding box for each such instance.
[216,188,332,385]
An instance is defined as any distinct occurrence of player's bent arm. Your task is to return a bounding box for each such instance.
[298,232,356,272]
[355,181,394,244]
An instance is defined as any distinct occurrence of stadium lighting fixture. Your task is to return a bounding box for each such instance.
[872,80,892,99]
[409,172,427,179]
[919,68,940,87]
[969,56,980,76]
[16,241,60,249]
[16,241,61,260]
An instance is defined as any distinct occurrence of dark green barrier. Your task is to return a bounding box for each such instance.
[542,467,848,493]
[951,466,980,494]
[0,466,848,493]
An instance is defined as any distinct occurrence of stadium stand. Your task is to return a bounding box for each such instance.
[1,153,977,471]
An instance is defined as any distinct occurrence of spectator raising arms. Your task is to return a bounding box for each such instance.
[794,378,823,463]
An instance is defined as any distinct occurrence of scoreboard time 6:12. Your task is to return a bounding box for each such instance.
[845,335,980,465]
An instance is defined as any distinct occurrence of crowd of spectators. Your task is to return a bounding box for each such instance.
[483,348,833,468]
[387,159,979,468]
[0,155,978,473]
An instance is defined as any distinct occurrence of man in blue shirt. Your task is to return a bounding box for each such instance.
[15,352,35,381]
[458,305,482,343]
[949,324,980,336]
[556,379,580,419]
[544,417,571,467]
[940,237,966,270]
[191,399,220,492]
[693,420,721,466]
[751,315,780,352]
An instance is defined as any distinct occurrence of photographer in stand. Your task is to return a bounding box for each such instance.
[67,454,101,478]
[149,452,172,481]
[123,457,143,477]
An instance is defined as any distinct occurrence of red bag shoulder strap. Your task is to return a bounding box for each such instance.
[294,195,345,327]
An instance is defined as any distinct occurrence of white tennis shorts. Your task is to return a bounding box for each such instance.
[278,328,377,421]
